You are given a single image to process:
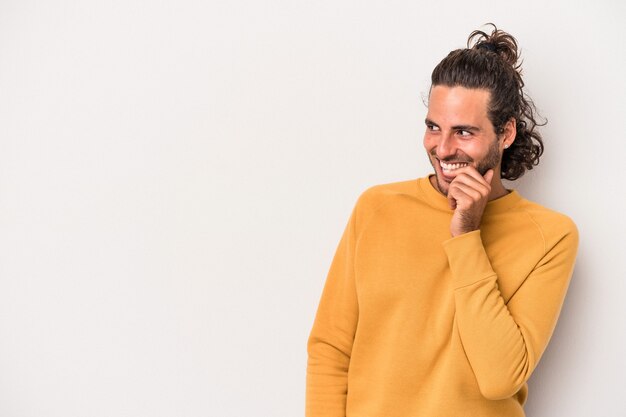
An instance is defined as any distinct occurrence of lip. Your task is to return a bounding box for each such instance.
[435,161,455,181]
[435,158,470,179]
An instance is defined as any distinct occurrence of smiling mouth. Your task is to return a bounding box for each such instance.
[439,160,470,173]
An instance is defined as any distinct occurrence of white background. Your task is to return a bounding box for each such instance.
[1,1,625,416]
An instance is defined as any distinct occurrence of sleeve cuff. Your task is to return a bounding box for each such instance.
[442,230,497,289]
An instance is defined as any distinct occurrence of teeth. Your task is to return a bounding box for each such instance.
[440,161,469,171]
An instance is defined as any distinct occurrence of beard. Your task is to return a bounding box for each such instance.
[474,138,501,175]
[429,138,501,196]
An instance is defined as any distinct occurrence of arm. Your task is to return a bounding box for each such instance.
[306,202,360,417]
[442,225,579,399]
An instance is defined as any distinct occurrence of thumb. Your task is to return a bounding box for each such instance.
[484,169,495,184]
[448,194,457,210]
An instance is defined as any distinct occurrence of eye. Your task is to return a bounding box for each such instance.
[457,130,472,137]
[426,123,440,131]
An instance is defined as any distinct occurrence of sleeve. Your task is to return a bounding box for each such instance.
[442,222,579,400]
[305,200,360,417]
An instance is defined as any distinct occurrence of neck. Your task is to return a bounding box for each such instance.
[489,178,509,201]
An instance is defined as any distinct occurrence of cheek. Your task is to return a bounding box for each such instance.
[459,142,484,158]
[423,134,435,151]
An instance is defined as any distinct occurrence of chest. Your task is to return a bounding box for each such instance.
[353,208,543,311]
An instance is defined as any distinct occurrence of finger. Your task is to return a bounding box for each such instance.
[450,165,489,186]
[447,183,462,210]
[450,173,491,198]
[450,182,484,202]
[483,169,494,184]
[448,180,480,205]
[448,195,456,210]
[448,186,474,209]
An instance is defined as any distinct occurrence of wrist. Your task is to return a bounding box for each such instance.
[450,223,480,237]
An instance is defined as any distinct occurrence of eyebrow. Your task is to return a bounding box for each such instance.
[425,118,481,132]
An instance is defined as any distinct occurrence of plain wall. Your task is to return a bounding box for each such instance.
[1,1,625,416]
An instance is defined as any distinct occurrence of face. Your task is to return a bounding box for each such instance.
[423,85,505,196]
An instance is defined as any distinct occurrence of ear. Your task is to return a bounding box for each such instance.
[501,117,516,150]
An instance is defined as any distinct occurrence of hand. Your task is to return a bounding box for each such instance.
[448,167,494,237]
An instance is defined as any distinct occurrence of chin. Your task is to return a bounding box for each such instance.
[433,173,450,196]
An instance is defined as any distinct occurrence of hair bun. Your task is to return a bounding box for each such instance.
[476,42,497,53]
[469,23,521,71]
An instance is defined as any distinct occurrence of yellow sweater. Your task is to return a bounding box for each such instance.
[306,176,578,417]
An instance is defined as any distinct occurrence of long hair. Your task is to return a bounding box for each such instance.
[430,23,545,180]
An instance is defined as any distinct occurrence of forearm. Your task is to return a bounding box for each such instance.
[306,204,360,416]
[443,229,577,399]
[306,332,351,416]
[452,272,532,398]
[306,286,356,417]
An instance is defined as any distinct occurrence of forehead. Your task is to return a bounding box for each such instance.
[427,85,491,126]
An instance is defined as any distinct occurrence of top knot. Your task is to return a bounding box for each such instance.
[468,23,522,71]
[476,42,497,53]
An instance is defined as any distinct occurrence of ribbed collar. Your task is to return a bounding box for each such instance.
[416,175,523,215]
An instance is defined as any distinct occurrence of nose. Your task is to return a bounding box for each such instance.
[435,132,457,160]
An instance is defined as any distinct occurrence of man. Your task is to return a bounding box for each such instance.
[305,24,579,417]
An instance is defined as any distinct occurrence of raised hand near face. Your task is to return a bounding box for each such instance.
[448,167,494,237]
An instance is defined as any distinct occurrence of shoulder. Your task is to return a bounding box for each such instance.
[355,178,417,211]
[516,198,579,251]
[352,178,419,228]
